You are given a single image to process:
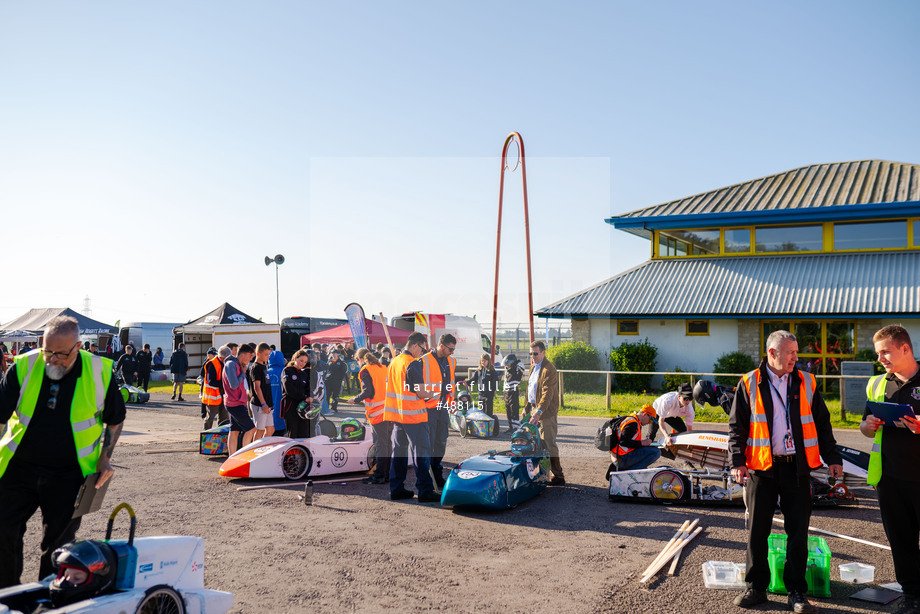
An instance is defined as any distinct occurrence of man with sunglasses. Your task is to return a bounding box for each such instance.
[525,341,565,485]
[0,316,126,588]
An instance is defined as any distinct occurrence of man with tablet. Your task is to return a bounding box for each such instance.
[861,325,920,614]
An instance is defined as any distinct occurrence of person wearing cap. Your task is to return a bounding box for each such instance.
[610,404,661,471]
[652,382,696,444]
[201,347,229,429]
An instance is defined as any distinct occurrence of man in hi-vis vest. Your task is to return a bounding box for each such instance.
[860,325,920,614]
[729,330,841,614]
[0,316,125,587]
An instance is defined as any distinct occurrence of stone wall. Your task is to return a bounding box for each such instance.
[737,320,760,361]
[856,319,882,354]
[572,318,591,344]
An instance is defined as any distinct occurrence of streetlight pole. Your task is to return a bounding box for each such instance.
[264,254,285,324]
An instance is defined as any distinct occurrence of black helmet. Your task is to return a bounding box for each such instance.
[693,380,722,407]
[49,540,117,608]
[501,354,519,368]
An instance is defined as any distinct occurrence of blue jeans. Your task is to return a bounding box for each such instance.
[616,446,661,471]
[390,422,434,496]
[428,407,449,476]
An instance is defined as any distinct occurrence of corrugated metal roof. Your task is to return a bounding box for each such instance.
[536,252,920,318]
[613,160,920,220]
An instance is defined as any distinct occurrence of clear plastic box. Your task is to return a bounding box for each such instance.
[702,561,746,590]
[839,562,875,584]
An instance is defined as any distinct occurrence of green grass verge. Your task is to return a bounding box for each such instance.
[474,390,861,429]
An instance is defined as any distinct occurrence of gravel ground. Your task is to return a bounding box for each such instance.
[16,396,906,613]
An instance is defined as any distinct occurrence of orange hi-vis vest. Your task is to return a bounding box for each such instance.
[742,368,820,471]
[202,356,223,406]
[360,363,387,425]
[419,351,456,409]
[383,352,427,424]
[612,415,641,457]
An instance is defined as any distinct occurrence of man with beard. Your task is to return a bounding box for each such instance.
[0,316,125,587]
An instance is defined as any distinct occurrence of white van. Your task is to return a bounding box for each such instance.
[119,322,181,361]
[390,312,503,378]
[175,323,282,375]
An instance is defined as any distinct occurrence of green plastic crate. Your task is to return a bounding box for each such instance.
[766,534,831,597]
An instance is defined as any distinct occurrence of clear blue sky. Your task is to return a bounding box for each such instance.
[1,1,917,328]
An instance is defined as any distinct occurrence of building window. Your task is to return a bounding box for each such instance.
[834,220,907,251]
[686,320,709,336]
[760,320,856,393]
[913,220,920,247]
[724,228,752,253]
[618,320,639,335]
[754,225,823,253]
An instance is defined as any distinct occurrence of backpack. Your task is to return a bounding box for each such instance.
[594,416,627,451]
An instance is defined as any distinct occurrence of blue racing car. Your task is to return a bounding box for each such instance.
[440,423,550,510]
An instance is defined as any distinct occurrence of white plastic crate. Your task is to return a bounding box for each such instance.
[702,561,746,590]
[839,562,875,584]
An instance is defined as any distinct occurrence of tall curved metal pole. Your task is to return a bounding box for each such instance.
[491,132,535,365]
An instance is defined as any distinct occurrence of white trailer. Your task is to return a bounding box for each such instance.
[390,312,503,378]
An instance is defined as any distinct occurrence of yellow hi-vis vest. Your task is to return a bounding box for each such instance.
[0,350,112,479]
[742,368,820,471]
[419,351,456,409]
[865,374,886,485]
[360,363,387,425]
[383,353,427,424]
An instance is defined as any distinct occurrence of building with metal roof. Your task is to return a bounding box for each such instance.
[536,160,920,389]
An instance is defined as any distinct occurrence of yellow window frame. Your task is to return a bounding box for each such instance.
[653,218,920,260]
[617,320,639,335]
[686,320,709,336]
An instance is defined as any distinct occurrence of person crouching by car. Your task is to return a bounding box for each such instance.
[610,405,661,471]
[652,382,695,444]
[350,348,390,484]
[281,349,315,439]
[223,343,255,455]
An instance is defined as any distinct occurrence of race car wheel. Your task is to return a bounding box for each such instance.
[135,585,186,614]
[366,444,377,472]
[650,469,690,501]
[282,445,312,480]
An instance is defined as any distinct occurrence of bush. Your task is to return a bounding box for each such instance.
[609,338,658,392]
[546,341,602,392]
[661,366,691,393]
[854,348,885,375]
[713,351,756,386]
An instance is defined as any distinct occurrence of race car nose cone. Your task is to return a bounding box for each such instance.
[218,456,250,478]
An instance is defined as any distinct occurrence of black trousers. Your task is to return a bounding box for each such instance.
[662,416,687,434]
[0,462,85,587]
[138,367,151,391]
[877,474,920,597]
[480,394,494,418]
[745,462,812,593]
[503,389,520,429]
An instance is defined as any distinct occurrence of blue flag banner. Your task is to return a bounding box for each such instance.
[344,303,369,350]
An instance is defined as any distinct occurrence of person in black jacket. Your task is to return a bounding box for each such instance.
[467,353,500,419]
[169,343,189,401]
[114,345,139,386]
[326,350,348,413]
[135,344,153,391]
[281,349,315,439]
[728,330,842,614]
[502,354,525,433]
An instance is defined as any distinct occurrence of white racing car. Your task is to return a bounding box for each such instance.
[0,504,232,614]
[219,418,376,480]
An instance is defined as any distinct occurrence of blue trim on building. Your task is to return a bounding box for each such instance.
[606,200,920,230]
